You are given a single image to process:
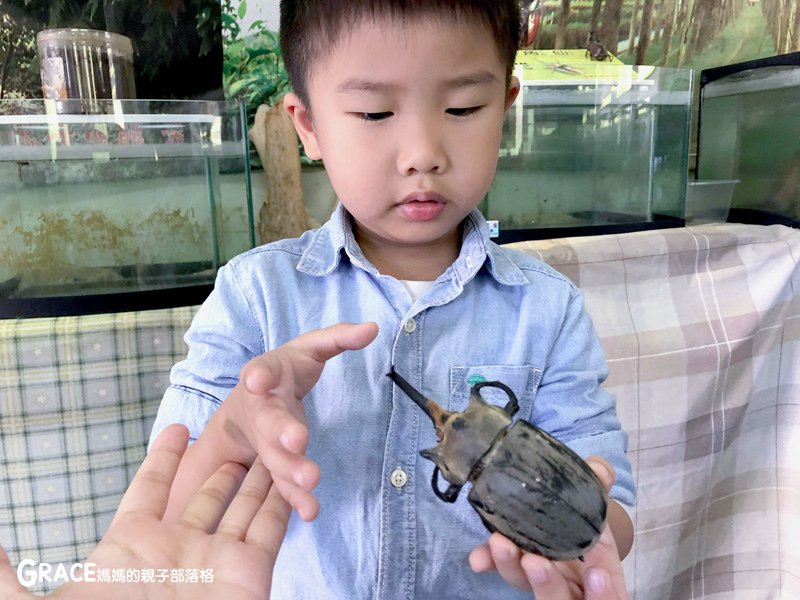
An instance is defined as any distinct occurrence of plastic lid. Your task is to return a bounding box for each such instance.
[36,28,134,57]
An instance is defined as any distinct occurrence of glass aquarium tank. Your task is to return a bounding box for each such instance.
[697,52,800,227]
[0,99,254,317]
[483,52,693,242]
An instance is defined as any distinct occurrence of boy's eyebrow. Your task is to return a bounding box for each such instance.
[442,71,501,89]
[335,71,500,94]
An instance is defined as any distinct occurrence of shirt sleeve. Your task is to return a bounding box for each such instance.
[530,286,636,508]
[148,261,265,449]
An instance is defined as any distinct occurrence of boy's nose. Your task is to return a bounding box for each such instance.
[396,123,448,176]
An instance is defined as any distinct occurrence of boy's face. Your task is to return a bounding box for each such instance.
[285,16,519,274]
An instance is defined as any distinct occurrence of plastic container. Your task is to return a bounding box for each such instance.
[685,180,739,224]
[36,28,136,114]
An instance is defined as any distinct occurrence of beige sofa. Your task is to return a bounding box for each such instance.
[2,222,799,597]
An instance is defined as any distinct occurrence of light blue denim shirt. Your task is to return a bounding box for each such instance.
[150,204,634,599]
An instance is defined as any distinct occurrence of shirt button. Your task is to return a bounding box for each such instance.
[466,256,474,269]
[390,467,408,489]
[403,318,417,333]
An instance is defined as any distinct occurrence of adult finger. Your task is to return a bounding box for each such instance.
[246,478,292,561]
[114,424,189,521]
[488,533,530,591]
[0,544,30,597]
[217,459,271,541]
[178,462,248,533]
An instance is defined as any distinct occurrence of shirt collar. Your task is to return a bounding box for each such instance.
[296,202,528,287]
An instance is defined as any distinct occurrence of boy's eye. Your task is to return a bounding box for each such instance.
[446,106,482,117]
[355,112,393,122]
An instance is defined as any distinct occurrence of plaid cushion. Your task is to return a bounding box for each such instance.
[508,223,800,598]
[0,307,196,593]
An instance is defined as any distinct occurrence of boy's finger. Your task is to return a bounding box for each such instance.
[114,424,189,520]
[520,553,575,599]
[584,565,627,600]
[241,323,378,397]
[217,459,271,541]
[246,478,292,561]
[468,542,495,573]
[274,478,320,522]
[253,403,309,455]
[253,424,319,492]
[488,533,530,591]
[585,456,615,492]
[286,321,379,364]
[178,462,248,533]
[582,525,627,598]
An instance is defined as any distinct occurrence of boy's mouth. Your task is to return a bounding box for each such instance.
[398,192,446,222]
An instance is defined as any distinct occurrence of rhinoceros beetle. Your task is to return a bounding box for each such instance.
[586,31,610,62]
[387,368,607,561]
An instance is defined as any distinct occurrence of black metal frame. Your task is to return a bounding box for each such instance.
[0,284,213,318]
[696,52,800,229]
[493,215,685,245]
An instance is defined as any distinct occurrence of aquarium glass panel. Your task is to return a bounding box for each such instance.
[698,54,800,226]
[485,60,692,240]
[0,99,254,303]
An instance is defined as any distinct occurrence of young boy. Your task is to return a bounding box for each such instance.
[150,1,635,597]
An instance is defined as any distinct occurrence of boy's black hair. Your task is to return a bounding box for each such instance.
[279,0,522,109]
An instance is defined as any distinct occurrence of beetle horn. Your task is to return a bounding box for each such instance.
[387,368,451,429]
[420,446,445,465]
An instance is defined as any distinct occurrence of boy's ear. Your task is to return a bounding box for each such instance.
[283,92,322,160]
[504,76,521,112]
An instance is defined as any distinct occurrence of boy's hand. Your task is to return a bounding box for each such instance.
[469,457,629,599]
[227,322,379,522]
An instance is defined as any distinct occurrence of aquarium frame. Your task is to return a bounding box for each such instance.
[493,217,685,245]
[0,285,214,318]
[0,99,254,318]
[696,51,800,228]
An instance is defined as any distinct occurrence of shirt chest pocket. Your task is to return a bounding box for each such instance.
[448,365,543,419]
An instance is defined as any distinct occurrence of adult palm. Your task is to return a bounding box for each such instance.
[0,424,289,599]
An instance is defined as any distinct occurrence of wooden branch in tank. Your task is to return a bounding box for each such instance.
[249,102,311,245]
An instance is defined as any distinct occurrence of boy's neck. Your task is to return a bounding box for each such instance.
[353,226,461,281]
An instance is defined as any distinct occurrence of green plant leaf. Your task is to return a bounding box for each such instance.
[248,19,265,33]
[238,0,247,20]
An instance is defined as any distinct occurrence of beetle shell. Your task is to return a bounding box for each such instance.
[387,368,608,561]
[467,421,607,560]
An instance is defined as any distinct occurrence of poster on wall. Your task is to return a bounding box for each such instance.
[221,1,800,64]
[522,0,796,70]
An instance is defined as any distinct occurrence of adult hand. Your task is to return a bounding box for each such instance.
[469,457,629,599]
[0,424,290,599]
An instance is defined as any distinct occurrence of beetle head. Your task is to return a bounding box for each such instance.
[387,369,513,486]
[420,388,513,484]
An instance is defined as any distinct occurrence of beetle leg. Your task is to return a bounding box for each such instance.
[431,466,462,503]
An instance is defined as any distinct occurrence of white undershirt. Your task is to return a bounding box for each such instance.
[400,280,435,302]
